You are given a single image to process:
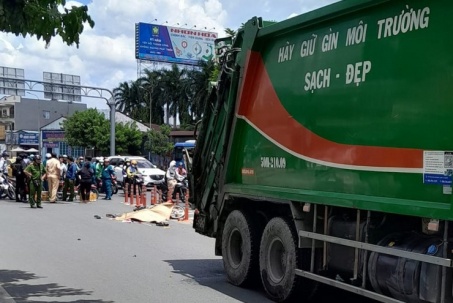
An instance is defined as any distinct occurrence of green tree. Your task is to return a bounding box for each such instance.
[62,109,110,152]
[160,64,187,127]
[140,69,166,126]
[144,125,173,158]
[63,109,148,155]
[0,0,95,47]
[115,122,143,155]
[184,60,217,123]
[114,80,148,122]
[224,28,236,37]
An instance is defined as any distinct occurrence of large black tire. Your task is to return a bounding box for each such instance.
[222,210,261,287]
[260,217,310,302]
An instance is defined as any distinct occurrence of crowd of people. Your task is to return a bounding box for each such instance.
[0,151,191,209]
[0,152,116,208]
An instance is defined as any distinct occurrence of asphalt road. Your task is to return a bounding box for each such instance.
[0,193,376,303]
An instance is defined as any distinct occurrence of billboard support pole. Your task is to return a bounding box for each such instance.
[148,84,153,160]
[0,75,117,156]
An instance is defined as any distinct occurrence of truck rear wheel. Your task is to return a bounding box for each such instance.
[222,210,260,286]
[260,217,303,302]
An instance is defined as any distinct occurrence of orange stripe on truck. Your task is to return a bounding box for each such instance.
[237,51,423,169]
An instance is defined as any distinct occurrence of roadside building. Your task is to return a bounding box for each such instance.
[0,95,87,156]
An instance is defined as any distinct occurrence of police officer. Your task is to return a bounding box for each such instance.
[24,155,46,208]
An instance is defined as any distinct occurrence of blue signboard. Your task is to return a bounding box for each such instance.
[42,130,65,148]
[423,151,453,185]
[423,174,452,185]
[135,23,217,65]
[18,132,39,145]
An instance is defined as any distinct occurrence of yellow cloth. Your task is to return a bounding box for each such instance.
[115,202,173,223]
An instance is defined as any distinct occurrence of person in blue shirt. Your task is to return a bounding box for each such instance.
[62,156,78,202]
[101,158,115,200]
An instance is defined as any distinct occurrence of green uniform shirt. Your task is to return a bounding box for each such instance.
[25,163,46,180]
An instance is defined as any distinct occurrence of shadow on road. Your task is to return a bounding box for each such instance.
[164,260,378,303]
[0,269,114,303]
[165,259,272,303]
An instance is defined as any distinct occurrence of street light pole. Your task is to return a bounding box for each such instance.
[107,97,116,156]
[27,92,41,156]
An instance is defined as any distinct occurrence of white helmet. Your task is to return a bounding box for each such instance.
[169,160,176,167]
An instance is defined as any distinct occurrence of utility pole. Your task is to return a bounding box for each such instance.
[26,92,41,156]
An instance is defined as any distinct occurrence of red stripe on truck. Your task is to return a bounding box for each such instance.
[237,51,423,169]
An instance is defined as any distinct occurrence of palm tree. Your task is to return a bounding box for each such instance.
[114,81,134,114]
[185,60,217,121]
[140,69,166,126]
[160,64,187,127]
[114,80,146,121]
[224,28,236,37]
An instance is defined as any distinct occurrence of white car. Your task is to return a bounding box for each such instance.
[106,156,165,188]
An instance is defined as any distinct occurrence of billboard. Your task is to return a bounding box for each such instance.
[0,66,25,96]
[135,23,218,65]
[42,130,65,148]
[43,72,82,102]
[18,131,39,145]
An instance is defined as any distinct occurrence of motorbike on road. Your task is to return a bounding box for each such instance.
[0,173,16,200]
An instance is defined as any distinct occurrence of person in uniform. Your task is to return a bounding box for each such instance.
[101,158,115,200]
[46,152,61,203]
[24,155,47,208]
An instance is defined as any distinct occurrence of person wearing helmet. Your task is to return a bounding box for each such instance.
[95,157,103,187]
[122,158,131,195]
[24,155,46,208]
[166,160,177,202]
[126,159,139,197]
[101,158,115,200]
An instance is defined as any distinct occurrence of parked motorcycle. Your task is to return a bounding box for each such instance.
[156,175,187,203]
[0,173,16,200]
[97,177,118,195]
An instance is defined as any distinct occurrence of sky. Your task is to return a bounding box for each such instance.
[0,0,338,110]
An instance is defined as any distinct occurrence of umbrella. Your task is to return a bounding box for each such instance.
[11,147,25,152]
[25,148,39,153]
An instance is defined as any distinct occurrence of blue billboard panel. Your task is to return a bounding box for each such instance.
[42,130,65,148]
[135,23,218,65]
[18,131,39,145]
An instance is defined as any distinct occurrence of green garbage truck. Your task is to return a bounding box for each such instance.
[189,0,453,302]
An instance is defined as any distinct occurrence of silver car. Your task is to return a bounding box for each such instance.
[107,156,165,188]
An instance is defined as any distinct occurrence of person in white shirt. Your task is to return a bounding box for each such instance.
[166,160,177,201]
[0,151,9,175]
[59,155,67,180]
